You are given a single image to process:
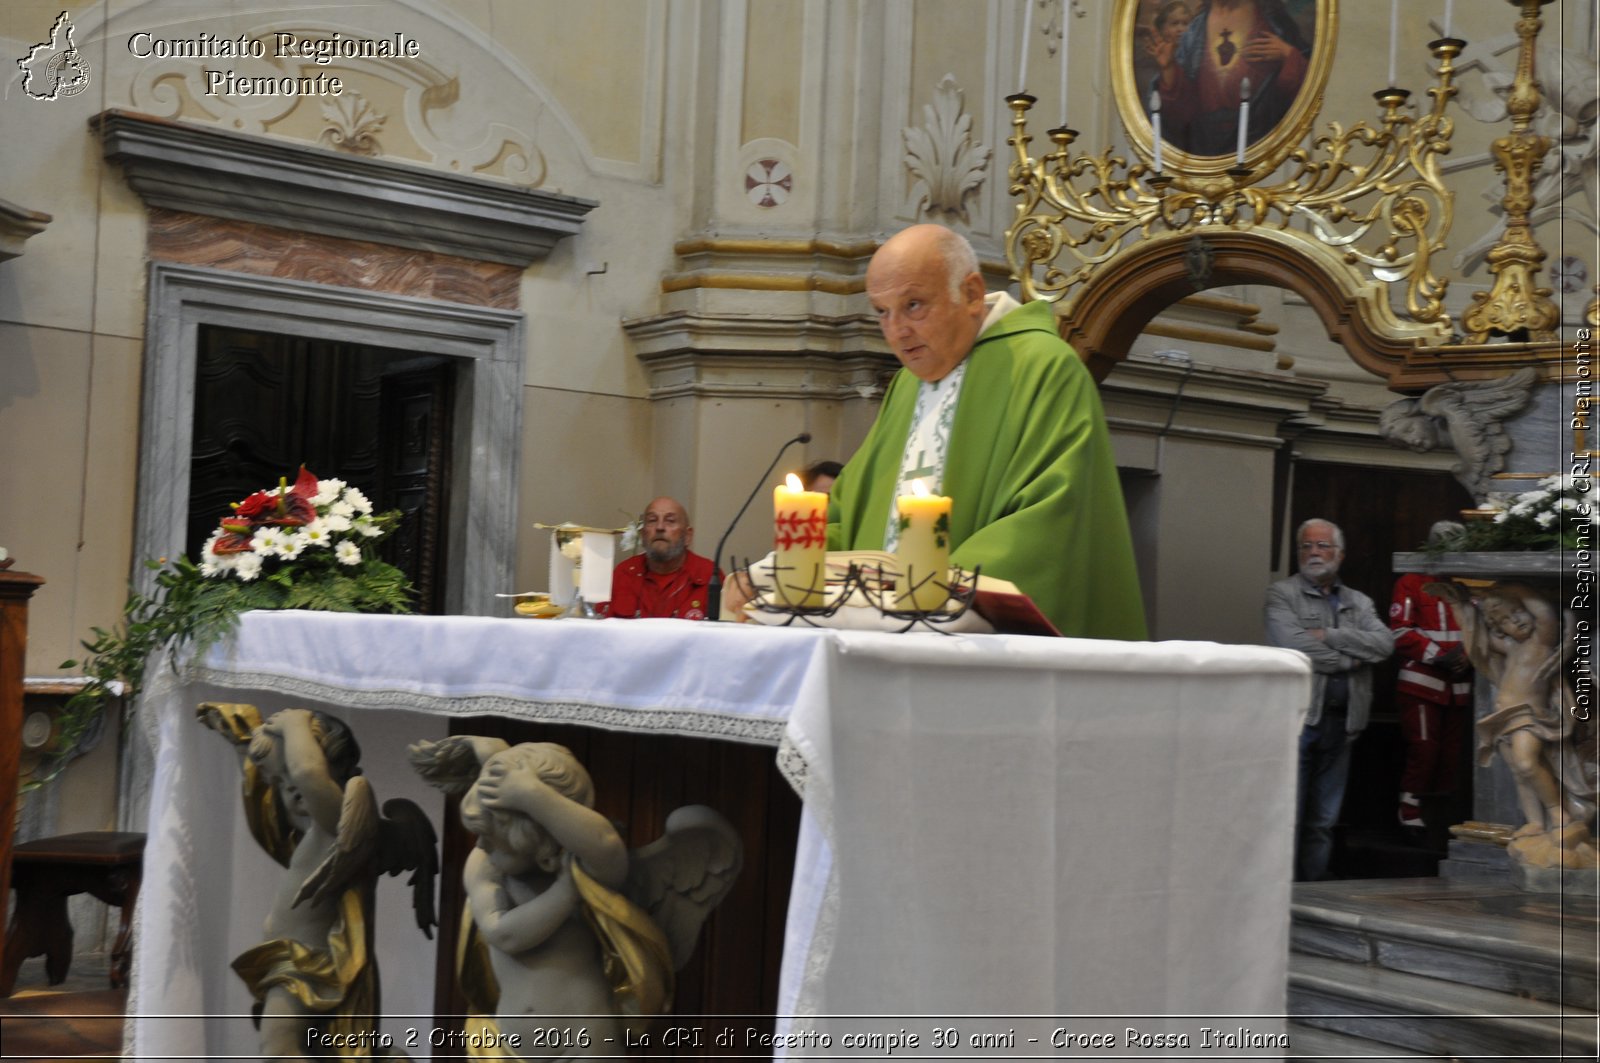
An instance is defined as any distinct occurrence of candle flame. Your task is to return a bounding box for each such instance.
[785,473,804,491]
[910,478,930,497]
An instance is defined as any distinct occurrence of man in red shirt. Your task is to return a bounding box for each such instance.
[606,497,721,620]
[1390,522,1474,829]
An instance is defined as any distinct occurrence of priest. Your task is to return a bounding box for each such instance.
[827,224,1145,640]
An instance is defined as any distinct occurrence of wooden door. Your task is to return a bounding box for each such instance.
[189,326,454,613]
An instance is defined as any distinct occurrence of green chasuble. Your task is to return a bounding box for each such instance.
[827,299,1147,640]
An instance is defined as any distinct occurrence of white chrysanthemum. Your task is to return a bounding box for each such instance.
[199,559,220,578]
[277,533,307,560]
[312,478,347,507]
[1493,510,1509,523]
[342,487,373,516]
[335,540,362,566]
[353,517,383,538]
[251,527,286,556]
[234,553,264,581]
[1535,510,1557,528]
[329,500,356,519]
[1509,501,1533,517]
[323,513,353,532]
[300,518,332,548]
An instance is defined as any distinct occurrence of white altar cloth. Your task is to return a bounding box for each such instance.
[124,611,1309,1060]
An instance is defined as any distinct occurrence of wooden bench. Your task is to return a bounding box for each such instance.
[1,831,145,996]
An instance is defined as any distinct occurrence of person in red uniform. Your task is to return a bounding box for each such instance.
[606,497,721,620]
[1390,522,1473,829]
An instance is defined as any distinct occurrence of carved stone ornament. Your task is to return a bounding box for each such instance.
[319,91,386,157]
[904,74,992,225]
[409,737,742,1045]
[1378,367,1539,501]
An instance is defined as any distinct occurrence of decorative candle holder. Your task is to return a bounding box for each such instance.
[858,563,983,635]
[736,558,864,627]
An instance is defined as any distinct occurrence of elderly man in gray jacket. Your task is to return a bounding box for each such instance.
[1266,518,1395,880]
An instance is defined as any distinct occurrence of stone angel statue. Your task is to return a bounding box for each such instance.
[409,737,742,1059]
[1426,584,1599,871]
[198,703,439,1062]
[1378,367,1538,501]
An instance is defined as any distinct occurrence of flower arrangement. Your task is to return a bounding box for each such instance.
[1434,474,1598,552]
[47,468,413,786]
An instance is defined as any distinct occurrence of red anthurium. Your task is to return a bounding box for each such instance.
[232,489,280,520]
[211,522,255,554]
[262,466,319,526]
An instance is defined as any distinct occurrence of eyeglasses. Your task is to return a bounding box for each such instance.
[1298,541,1338,552]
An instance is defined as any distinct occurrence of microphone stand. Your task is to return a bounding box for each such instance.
[706,432,811,620]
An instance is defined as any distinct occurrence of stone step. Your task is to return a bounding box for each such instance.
[1285,1020,1429,1061]
[1290,951,1599,1059]
[1292,877,1597,1009]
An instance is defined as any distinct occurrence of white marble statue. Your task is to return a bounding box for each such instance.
[409,737,741,1061]
[1378,368,1538,501]
[1430,583,1599,870]
[198,703,438,1062]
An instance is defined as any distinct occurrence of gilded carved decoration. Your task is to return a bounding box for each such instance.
[1006,0,1460,354]
[1460,0,1563,343]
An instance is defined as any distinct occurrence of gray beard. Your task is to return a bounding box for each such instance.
[646,539,687,567]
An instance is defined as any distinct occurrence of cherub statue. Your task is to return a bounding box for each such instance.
[198,703,439,1062]
[409,737,741,1059]
[1378,368,1538,501]
[1429,584,1600,869]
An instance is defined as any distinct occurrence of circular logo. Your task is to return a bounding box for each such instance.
[46,48,92,98]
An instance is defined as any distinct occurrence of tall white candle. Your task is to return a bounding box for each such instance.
[1150,90,1163,173]
[1444,0,1454,38]
[774,473,827,608]
[1236,78,1250,165]
[1389,0,1399,85]
[1059,1,1070,122]
[893,480,952,612]
[1018,0,1033,93]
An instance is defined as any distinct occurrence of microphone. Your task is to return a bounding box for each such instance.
[706,432,812,620]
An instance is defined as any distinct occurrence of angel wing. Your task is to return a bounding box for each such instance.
[294,774,379,910]
[408,735,510,795]
[1415,368,1538,498]
[623,805,743,970]
[293,780,440,938]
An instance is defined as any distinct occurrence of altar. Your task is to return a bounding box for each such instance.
[124,611,1310,1060]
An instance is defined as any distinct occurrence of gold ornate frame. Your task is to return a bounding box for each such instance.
[1111,0,1338,179]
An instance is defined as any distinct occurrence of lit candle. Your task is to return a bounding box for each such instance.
[1389,0,1399,85]
[1236,77,1250,165]
[893,479,952,612]
[1059,1,1070,122]
[1150,90,1163,173]
[773,472,827,608]
[1018,0,1032,94]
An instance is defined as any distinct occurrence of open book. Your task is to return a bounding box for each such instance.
[822,551,1062,637]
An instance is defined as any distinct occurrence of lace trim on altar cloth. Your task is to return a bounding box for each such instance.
[776,735,809,797]
[183,665,788,745]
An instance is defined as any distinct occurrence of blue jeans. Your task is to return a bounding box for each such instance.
[1296,709,1356,881]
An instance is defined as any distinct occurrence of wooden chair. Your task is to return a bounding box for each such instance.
[1,831,146,996]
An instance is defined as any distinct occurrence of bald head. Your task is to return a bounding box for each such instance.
[866,225,988,382]
[641,496,692,573]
